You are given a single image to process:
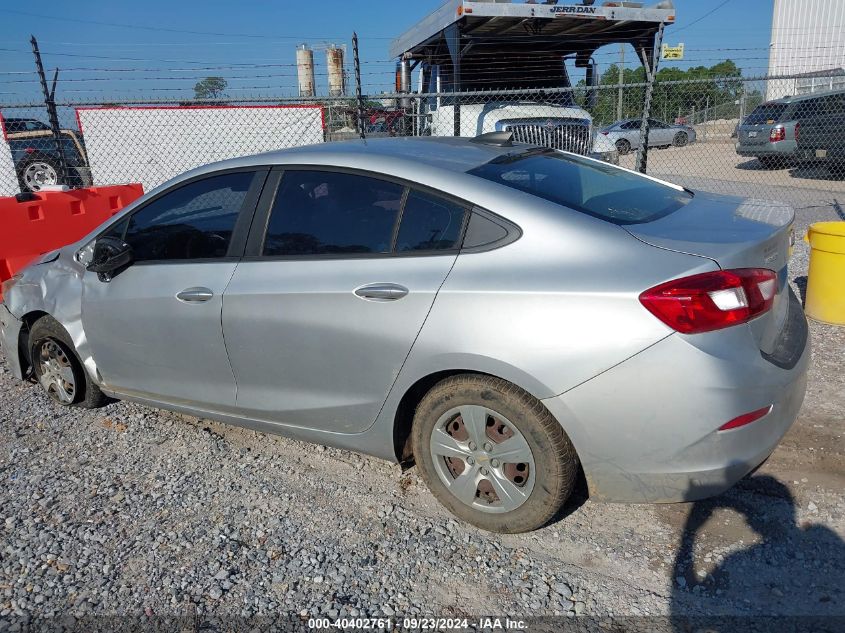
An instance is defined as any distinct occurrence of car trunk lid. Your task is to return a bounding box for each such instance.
[738,122,774,146]
[624,192,795,355]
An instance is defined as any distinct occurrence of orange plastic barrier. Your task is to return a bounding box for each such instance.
[0,184,143,301]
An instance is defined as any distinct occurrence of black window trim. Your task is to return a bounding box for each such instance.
[243,165,482,261]
[460,207,522,254]
[92,166,269,266]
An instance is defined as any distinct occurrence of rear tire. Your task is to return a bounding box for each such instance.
[758,156,784,169]
[17,158,60,192]
[673,131,689,147]
[29,316,108,408]
[412,374,578,533]
[826,161,845,178]
[615,139,631,155]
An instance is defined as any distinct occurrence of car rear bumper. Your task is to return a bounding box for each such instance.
[542,294,810,503]
[736,142,797,157]
[0,303,25,380]
[799,147,845,161]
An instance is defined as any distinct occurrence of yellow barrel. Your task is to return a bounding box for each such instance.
[804,221,845,325]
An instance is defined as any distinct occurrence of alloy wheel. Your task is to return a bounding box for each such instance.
[37,339,76,404]
[22,161,59,191]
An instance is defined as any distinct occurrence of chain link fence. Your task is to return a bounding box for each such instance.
[2,72,844,201]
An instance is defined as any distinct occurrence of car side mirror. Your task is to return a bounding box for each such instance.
[86,236,133,282]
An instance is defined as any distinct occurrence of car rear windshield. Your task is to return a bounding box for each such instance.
[466,149,691,225]
[745,103,788,124]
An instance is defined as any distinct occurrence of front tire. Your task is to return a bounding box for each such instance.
[29,316,108,408]
[412,374,578,533]
[673,131,689,147]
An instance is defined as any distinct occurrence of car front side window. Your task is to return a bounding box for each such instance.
[120,171,256,262]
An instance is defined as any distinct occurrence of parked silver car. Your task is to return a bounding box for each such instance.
[0,135,808,533]
[736,91,839,168]
[600,118,696,154]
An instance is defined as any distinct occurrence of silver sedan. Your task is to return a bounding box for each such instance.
[600,118,697,154]
[0,134,808,533]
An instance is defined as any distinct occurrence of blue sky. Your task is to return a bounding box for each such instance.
[0,0,774,102]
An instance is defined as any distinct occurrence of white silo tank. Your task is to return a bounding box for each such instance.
[326,45,346,97]
[296,44,315,98]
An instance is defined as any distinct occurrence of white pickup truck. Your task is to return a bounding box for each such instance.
[391,0,676,162]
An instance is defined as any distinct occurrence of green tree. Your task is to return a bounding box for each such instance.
[193,76,228,101]
[586,59,747,126]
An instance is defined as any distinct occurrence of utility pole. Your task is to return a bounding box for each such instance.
[31,35,68,187]
[616,44,624,121]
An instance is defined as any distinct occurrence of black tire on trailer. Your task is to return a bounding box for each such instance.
[412,374,578,533]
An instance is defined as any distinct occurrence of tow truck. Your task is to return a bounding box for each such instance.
[390,0,676,163]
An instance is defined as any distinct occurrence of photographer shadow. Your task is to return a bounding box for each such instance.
[670,475,845,631]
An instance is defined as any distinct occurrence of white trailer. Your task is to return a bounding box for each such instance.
[391,0,676,161]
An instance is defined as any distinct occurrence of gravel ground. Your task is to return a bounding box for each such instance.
[1,190,843,629]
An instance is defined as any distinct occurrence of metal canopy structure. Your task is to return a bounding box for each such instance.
[391,0,675,170]
[391,0,676,78]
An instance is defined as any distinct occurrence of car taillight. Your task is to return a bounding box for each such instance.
[769,126,785,142]
[639,268,777,334]
[25,147,36,154]
[601,131,608,135]
[794,122,800,141]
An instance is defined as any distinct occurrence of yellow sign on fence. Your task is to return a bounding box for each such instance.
[661,43,685,60]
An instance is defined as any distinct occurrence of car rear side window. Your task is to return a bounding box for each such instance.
[395,190,466,252]
[264,170,404,256]
[467,150,691,225]
[123,171,254,262]
[745,103,788,124]
[792,100,822,120]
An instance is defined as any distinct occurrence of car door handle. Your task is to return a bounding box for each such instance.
[354,283,409,301]
[176,287,214,303]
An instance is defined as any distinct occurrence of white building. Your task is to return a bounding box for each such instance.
[767,0,845,99]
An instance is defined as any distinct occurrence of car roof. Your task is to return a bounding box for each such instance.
[765,89,845,105]
[612,117,669,124]
[184,136,526,178]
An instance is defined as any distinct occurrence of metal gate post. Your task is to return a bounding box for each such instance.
[635,22,665,174]
[445,23,461,137]
[352,32,365,140]
[31,35,69,187]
